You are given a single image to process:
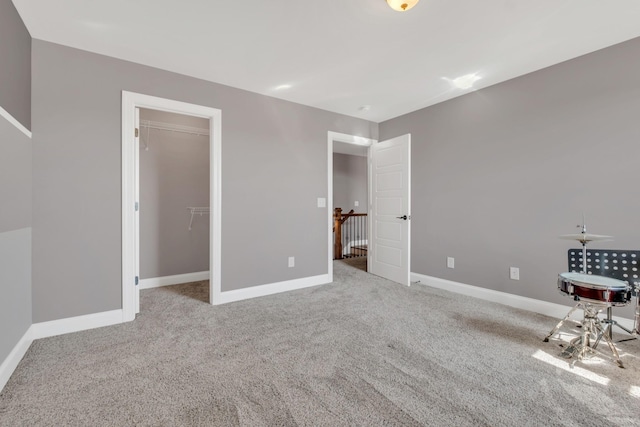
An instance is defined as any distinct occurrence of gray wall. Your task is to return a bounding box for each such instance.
[379,37,640,317]
[0,0,31,129]
[0,108,32,363]
[333,153,368,213]
[31,40,376,322]
[139,109,210,279]
[0,0,32,366]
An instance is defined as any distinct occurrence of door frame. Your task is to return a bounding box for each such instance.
[327,131,377,281]
[122,91,222,321]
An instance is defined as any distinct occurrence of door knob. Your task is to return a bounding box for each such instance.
[397,215,408,220]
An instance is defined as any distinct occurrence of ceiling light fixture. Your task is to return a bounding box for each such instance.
[451,74,481,89]
[386,0,419,12]
[443,73,482,90]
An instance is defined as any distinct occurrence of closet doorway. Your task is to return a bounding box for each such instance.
[122,91,222,322]
[137,108,210,302]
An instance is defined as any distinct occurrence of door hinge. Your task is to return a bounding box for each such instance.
[135,276,139,286]
[135,128,139,138]
[135,201,139,211]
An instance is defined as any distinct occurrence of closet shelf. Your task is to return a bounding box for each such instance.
[141,120,209,137]
[187,207,210,231]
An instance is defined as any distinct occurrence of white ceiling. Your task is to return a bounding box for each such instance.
[13,0,640,123]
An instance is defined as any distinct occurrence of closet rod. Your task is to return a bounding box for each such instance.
[140,120,210,137]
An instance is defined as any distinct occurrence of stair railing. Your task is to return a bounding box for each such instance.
[333,207,367,260]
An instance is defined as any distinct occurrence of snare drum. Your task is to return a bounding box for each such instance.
[558,272,631,306]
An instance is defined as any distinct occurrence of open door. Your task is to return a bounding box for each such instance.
[368,134,411,286]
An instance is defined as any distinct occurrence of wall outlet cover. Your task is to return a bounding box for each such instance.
[447,257,455,269]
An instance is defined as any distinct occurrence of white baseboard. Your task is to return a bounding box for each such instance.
[411,272,636,331]
[0,326,33,393]
[1,309,126,393]
[140,271,210,290]
[216,274,330,305]
[30,309,124,340]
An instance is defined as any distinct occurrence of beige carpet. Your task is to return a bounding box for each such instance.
[1,259,639,426]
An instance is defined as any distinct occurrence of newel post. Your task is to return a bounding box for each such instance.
[334,208,343,260]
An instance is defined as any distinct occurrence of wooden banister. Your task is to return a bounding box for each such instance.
[334,208,344,259]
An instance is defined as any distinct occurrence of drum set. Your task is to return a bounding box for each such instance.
[543,221,640,368]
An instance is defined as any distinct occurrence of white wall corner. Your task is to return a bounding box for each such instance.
[1,309,126,393]
[216,274,330,305]
[410,272,636,331]
[0,326,33,393]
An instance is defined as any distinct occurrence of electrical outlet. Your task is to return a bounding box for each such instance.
[447,257,455,269]
[510,267,520,280]
[354,201,359,207]
[288,257,295,268]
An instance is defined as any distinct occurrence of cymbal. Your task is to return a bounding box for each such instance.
[558,233,613,243]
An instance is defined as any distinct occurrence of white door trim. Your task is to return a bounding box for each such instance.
[122,91,222,321]
[134,107,140,314]
[327,131,377,281]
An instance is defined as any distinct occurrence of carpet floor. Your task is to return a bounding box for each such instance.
[1,258,639,426]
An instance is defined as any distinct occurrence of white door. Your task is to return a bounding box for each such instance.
[369,134,411,286]
[134,107,141,314]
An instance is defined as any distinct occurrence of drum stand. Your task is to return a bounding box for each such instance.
[543,303,581,344]
[558,302,624,368]
[543,301,624,368]
[603,306,637,339]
